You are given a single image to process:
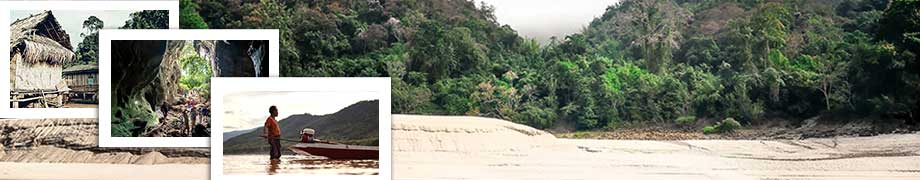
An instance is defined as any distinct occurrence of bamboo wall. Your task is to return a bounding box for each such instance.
[11,53,64,91]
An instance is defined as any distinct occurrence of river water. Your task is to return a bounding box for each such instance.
[223,155,379,175]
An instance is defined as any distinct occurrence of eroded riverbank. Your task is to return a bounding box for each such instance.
[393,115,920,179]
[0,118,209,180]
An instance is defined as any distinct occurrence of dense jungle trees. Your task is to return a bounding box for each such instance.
[185,0,920,130]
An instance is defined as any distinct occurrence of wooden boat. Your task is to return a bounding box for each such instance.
[288,143,378,160]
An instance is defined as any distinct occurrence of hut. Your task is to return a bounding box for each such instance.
[63,64,99,102]
[9,11,74,108]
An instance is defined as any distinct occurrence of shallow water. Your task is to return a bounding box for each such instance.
[223,155,379,175]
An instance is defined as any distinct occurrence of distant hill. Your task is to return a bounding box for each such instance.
[222,128,255,142]
[223,100,379,154]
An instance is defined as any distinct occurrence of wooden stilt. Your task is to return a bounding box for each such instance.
[11,94,19,108]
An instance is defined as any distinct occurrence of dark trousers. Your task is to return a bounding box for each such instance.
[268,138,281,159]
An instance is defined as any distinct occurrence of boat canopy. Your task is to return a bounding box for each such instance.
[302,128,315,135]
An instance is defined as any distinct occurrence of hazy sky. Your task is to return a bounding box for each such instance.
[476,0,621,44]
[11,10,134,51]
[222,91,379,132]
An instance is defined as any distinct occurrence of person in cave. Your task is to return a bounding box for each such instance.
[160,103,170,120]
[262,105,282,161]
[187,95,198,136]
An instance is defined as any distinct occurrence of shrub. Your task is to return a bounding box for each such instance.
[702,125,718,134]
[702,117,742,134]
[675,116,697,126]
[718,117,741,132]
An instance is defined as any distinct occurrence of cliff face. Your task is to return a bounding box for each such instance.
[153,41,186,106]
[196,40,269,77]
[110,40,184,137]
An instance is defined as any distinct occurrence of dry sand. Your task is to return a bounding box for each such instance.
[392,115,920,180]
[0,162,207,180]
[3,116,919,179]
[0,118,208,180]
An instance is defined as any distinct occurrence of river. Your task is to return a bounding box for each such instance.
[223,155,379,175]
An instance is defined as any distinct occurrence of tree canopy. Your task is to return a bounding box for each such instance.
[186,0,920,130]
[71,10,169,68]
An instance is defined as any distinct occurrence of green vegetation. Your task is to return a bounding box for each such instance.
[106,11,170,137]
[675,116,697,126]
[702,125,718,134]
[719,118,742,132]
[180,0,208,29]
[71,10,169,69]
[178,42,212,99]
[186,0,920,131]
[704,117,742,134]
[71,16,102,68]
[111,93,158,136]
[121,10,169,29]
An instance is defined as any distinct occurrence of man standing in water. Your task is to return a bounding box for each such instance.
[263,106,281,160]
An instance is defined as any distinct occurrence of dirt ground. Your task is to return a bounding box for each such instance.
[142,104,211,137]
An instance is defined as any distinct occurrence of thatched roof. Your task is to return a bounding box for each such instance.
[12,36,75,64]
[10,11,75,65]
[63,64,98,75]
[10,11,73,49]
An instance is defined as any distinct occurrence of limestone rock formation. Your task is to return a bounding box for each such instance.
[196,40,269,77]
[111,40,184,137]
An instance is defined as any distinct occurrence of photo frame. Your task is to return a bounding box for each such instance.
[98,29,280,147]
[1,1,179,118]
[210,77,392,180]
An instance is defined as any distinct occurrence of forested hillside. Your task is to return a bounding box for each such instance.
[184,0,920,131]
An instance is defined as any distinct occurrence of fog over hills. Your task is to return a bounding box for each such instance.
[476,0,620,44]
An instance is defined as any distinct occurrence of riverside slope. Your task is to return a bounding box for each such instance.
[0,118,207,180]
[392,115,920,180]
[3,116,918,179]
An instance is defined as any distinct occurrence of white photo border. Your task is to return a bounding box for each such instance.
[98,29,280,147]
[1,1,180,118]
[210,77,393,180]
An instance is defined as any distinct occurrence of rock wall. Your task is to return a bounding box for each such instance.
[197,40,269,77]
[110,40,184,137]
[149,41,185,107]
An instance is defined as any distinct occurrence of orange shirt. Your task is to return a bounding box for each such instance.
[265,116,281,137]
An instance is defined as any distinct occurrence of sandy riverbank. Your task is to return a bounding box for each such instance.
[3,116,919,179]
[0,162,207,180]
[392,115,920,179]
[0,118,209,180]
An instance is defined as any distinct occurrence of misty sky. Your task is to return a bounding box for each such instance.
[12,10,135,51]
[222,91,379,132]
[476,0,621,44]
